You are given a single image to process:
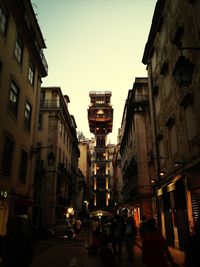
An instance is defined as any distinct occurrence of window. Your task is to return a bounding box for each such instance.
[18,149,28,183]
[59,121,62,136]
[185,105,198,140]
[169,125,178,155]
[1,136,14,176]
[9,81,19,117]
[14,36,23,64]
[38,112,43,130]
[28,61,35,85]
[24,101,32,131]
[0,5,7,35]
[154,93,161,115]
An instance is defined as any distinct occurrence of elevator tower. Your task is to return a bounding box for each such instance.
[88,91,113,210]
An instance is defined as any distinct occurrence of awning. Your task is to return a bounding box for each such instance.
[156,174,182,196]
[90,210,111,217]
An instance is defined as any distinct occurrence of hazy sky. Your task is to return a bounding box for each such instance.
[31,0,157,144]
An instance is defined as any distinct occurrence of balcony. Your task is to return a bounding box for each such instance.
[88,113,113,122]
[40,100,61,109]
[133,94,149,112]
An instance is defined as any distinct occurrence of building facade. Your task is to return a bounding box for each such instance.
[78,141,91,215]
[142,0,200,249]
[120,78,153,224]
[32,87,80,226]
[0,0,47,234]
[88,91,113,211]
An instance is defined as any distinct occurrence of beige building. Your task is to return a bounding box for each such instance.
[78,141,91,214]
[32,87,80,226]
[120,78,153,224]
[0,0,47,234]
[142,0,200,249]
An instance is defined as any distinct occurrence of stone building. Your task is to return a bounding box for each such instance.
[142,0,200,249]
[78,141,91,215]
[32,87,80,226]
[0,0,47,234]
[120,78,153,224]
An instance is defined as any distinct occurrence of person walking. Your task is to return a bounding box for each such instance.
[185,216,200,267]
[91,218,100,239]
[110,215,125,260]
[139,215,147,239]
[124,216,137,261]
[142,218,179,267]
[74,218,82,239]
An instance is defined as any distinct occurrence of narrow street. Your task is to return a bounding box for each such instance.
[32,230,185,267]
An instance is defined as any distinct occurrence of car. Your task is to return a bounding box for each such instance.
[45,220,75,238]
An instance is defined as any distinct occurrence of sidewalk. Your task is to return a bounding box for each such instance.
[135,235,185,267]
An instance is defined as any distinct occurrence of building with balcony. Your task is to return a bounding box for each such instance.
[88,91,113,211]
[32,87,80,226]
[0,0,47,234]
[120,78,153,224]
[78,140,91,216]
[142,0,200,249]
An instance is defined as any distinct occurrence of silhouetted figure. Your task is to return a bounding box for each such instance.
[2,216,34,267]
[139,215,147,239]
[74,218,82,239]
[91,219,100,239]
[185,217,200,267]
[124,216,137,261]
[142,218,179,267]
[110,215,125,260]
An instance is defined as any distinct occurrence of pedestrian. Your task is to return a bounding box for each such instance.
[110,215,125,260]
[139,215,147,239]
[142,218,179,267]
[185,216,200,267]
[124,216,137,261]
[1,216,34,267]
[74,218,82,239]
[91,218,100,239]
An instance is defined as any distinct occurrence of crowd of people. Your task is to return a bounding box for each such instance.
[86,213,200,267]
[0,214,199,267]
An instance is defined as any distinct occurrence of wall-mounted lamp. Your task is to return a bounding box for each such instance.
[173,56,195,86]
[173,45,200,86]
[160,171,166,177]
[173,160,185,167]
[30,144,56,166]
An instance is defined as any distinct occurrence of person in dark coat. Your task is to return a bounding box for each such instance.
[110,215,125,260]
[142,218,179,267]
[2,216,34,267]
[124,216,137,261]
[185,217,200,267]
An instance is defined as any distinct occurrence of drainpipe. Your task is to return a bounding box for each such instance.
[147,61,161,229]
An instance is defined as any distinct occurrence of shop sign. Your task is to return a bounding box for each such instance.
[0,190,8,198]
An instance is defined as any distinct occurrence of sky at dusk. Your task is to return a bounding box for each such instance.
[31,0,157,144]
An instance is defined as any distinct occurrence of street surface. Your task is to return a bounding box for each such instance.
[32,231,144,267]
[32,230,185,267]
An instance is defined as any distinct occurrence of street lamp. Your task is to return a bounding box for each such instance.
[46,151,56,166]
[30,144,56,166]
[173,56,194,87]
[173,45,200,87]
